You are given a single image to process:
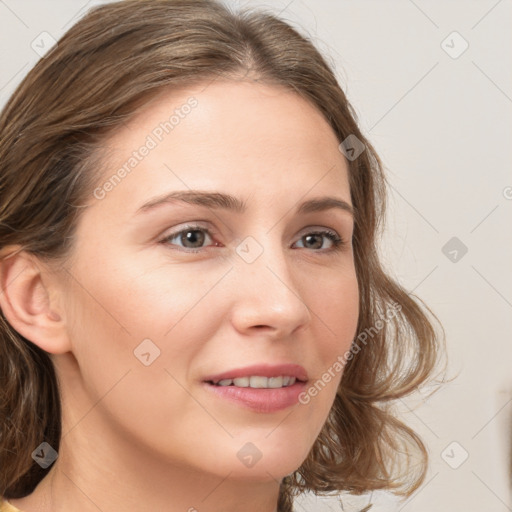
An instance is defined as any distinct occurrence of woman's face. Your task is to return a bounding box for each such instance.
[55,79,359,481]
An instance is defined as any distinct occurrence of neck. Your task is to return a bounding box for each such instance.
[11,428,281,512]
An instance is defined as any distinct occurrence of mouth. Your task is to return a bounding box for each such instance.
[205,375,305,389]
[201,364,309,413]
[202,363,309,388]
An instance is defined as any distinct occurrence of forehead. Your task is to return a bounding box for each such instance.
[90,80,350,214]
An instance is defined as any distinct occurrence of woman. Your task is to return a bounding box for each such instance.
[0,1,442,511]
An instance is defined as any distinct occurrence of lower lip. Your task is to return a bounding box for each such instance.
[202,381,308,413]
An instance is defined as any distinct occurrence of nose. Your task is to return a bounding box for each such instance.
[229,234,312,339]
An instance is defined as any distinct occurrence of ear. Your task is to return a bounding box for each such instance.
[0,246,71,354]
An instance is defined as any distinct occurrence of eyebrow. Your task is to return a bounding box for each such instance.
[135,190,355,217]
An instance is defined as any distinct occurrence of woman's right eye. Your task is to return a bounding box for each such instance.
[160,225,217,253]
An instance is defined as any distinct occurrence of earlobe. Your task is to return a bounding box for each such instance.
[0,246,70,354]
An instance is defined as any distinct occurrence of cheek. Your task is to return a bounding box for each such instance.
[62,254,221,393]
[309,267,360,354]
[60,258,218,441]
[67,254,206,341]
[297,270,359,420]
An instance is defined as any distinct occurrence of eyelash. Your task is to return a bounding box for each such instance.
[159,224,346,254]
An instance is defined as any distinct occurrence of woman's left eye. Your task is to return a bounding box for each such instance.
[294,230,345,251]
[159,225,345,253]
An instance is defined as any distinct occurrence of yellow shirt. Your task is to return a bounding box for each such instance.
[0,500,22,512]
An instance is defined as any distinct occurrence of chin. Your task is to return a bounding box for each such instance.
[226,457,304,483]
[224,441,310,482]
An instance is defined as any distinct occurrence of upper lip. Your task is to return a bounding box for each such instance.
[203,364,308,384]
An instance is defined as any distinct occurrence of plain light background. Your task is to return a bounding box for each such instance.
[1,1,511,511]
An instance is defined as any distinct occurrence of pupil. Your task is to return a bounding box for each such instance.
[305,234,321,249]
[183,230,204,248]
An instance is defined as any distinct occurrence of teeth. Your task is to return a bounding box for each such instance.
[249,376,269,388]
[267,376,283,388]
[232,377,250,387]
[214,376,298,388]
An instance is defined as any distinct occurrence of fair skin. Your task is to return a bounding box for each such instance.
[1,80,359,512]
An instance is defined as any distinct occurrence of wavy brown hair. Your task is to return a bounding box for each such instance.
[0,0,443,509]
